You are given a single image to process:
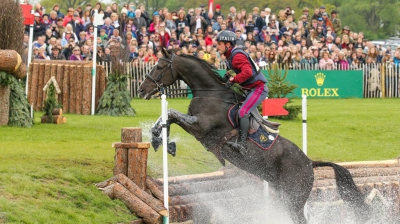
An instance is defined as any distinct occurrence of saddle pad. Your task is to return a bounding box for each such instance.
[228,105,278,151]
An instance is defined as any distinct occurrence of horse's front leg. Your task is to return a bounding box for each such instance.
[150,109,198,156]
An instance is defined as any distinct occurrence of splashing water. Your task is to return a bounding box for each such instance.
[168,167,399,224]
[139,122,399,223]
[139,121,154,142]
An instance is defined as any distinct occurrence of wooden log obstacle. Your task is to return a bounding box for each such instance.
[27,60,106,114]
[0,50,27,126]
[97,127,400,223]
[40,108,66,124]
[96,127,168,224]
[40,77,67,124]
[159,160,400,223]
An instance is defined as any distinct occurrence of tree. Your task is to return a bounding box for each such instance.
[0,0,33,127]
[40,0,93,13]
[97,45,136,116]
[337,0,400,39]
[264,64,301,120]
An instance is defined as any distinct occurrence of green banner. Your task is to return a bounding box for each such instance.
[264,70,363,98]
[195,70,363,99]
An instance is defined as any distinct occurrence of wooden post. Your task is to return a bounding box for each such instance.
[82,65,91,115]
[36,63,45,110]
[113,127,149,190]
[75,65,83,114]
[63,65,70,113]
[69,65,76,114]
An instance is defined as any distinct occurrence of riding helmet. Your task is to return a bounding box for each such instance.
[216,30,237,46]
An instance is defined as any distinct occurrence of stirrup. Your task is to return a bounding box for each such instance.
[227,140,248,155]
[236,141,248,155]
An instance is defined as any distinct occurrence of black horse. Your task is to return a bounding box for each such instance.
[138,48,371,224]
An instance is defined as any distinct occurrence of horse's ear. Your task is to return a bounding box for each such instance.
[161,47,170,58]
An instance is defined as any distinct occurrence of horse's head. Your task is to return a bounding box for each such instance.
[138,48,178,99]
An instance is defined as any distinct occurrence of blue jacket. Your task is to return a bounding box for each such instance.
[101,24,115,38]
[394,57,400,67]
[227,48,267,86]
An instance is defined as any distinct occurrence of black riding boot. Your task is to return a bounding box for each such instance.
[236,114,250,155]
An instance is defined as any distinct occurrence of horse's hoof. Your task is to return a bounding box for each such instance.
[151,137,162,152]
[226,141,247,156]
[167,141,176,157]
[151,126,161,137]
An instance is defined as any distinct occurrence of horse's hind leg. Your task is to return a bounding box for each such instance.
[279,159,314,224]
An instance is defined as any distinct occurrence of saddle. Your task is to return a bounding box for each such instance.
[224,104,280,151]
[228,104,280,135]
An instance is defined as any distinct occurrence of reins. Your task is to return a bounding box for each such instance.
[144,53,244,103]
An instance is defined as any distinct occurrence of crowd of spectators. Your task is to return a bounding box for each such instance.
[25,2,400,70]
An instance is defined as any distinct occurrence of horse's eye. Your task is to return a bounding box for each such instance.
[156,65,163,70]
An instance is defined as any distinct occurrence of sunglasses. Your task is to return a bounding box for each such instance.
[74,49,80,51]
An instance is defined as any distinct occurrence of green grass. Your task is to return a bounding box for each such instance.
[0,98,399,223]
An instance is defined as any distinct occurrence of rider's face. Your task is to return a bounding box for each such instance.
[217,42,226,54]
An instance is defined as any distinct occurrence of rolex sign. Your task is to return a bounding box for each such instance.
[262,70,363,98]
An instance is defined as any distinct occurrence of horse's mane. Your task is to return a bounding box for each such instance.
[178,53,224,82]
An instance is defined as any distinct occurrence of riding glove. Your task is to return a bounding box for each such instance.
[227,70,237,77]
[225,81,233,89]
[221,74,230,82]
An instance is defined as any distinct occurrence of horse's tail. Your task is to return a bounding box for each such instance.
[312,161,371,220]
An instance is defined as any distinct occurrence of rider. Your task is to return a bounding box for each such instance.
[216,30,269,155]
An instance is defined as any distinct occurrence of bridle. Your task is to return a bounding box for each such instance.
[144,53,244,102]
[145,54,176,94]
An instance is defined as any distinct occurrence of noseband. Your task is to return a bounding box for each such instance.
[145,54,176,94]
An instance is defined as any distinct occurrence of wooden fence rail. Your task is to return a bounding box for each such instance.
[99,61,400,99]
[28,60,106,114]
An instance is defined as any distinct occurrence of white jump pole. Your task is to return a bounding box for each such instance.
[161,94,169,224]
[302,94,308,220]
[91,10,99,115]
[25,10,34,96]
[302,95,307,155]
